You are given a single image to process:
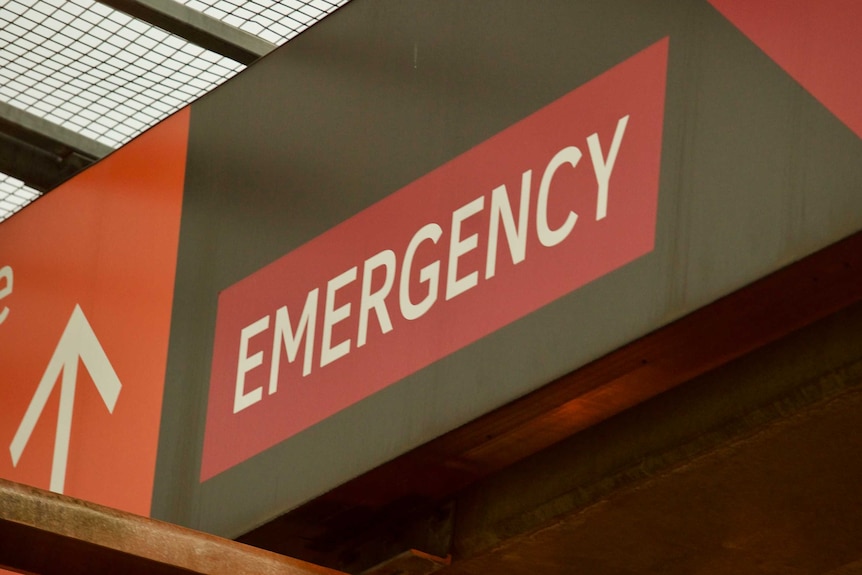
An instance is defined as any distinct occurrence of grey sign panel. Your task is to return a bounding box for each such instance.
[153,0,862,537]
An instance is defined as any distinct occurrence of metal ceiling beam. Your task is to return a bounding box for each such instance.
[99,0,276,65]
[0,101,112,192]
[0,478,347,575]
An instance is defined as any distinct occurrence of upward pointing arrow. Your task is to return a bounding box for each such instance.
[9,304,122,494]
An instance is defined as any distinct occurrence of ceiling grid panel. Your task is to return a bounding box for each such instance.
[0,0,349,222]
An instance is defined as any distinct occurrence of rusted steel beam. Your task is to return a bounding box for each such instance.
[0,478,345,575]
[362,549,450,575]
[99,0,274,65]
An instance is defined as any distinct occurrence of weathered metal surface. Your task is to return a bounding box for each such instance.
[0,478,345,575]
[362,550,450,575]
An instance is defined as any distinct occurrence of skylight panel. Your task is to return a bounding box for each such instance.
[0,174,41,221]
[180,0,349,46]
[0,0,245,149]
[0,0,349,222]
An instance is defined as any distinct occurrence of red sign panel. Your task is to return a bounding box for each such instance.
[708,0,862,140]
[202,39,669,480]
[0,110,188,515]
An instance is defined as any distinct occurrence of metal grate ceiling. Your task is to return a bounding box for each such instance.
[0,0,348,223]
[181,0,344,46]
[0,173,40,221]
[0,0,244,148]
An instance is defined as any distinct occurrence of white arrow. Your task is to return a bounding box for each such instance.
[9,304,122,494]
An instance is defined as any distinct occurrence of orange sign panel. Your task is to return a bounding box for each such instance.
[0,109,188,516]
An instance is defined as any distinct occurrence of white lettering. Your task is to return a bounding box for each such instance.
[234,315,270,413]
[0,265,12,325]
[446,197,484,300]
[537,146,581,247]
[588,115,629,220]
[400,223,442,320]
[320,266,358,368]
[269,288,319,394]
[228,115,634,414]
[485,171,531,280]
[358,250,396,348]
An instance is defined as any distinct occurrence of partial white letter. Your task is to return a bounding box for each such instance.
[269,288,319,395]
[234,315,270,414]
[587,115,629,220]
[358,250,396,347]
[486,170,531,279]
[321,267,358,368]
[0,265,12,325]
[446,196,484,300]
[400,223,442,320]
[537,146,581,247]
